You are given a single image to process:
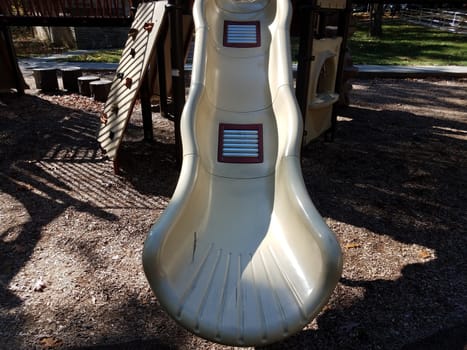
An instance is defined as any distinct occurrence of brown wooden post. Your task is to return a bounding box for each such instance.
[295,0,317,123]
[156,17,169,120]
[140,72,154,142]
[328,0,352,141]
[1,25,25,95]
[121,0,127,16]
[38,1,47,16]
[168,0,185,167]
[62,0,70,15]
[89,0,95,17]
[56,1,65,16]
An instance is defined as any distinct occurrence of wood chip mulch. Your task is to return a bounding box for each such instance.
[0,78,466,350]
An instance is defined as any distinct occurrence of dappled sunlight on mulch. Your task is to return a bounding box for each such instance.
[1,78,466,349]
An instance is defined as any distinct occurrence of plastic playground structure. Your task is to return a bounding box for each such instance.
[143,0,343,346]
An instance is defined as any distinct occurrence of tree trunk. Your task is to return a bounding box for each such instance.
[369,2,384,37]
[33,26,77,49]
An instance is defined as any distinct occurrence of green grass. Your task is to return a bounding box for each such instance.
[349,21,467,66]
[64,49,123,63]
[49,21,467,66]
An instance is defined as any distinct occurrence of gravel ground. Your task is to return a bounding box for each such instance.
[0,77,466,350]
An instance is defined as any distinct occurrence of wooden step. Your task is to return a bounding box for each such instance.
[60,66,82,93]
[33,67,58,92]
[90,79,112,102]
[78,75,100,96]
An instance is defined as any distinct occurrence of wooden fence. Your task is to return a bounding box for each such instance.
[0,0,139,25]
[400,7,467,34]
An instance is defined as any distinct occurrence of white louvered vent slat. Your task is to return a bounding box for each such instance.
[224,21,260,47]
[222,128,260,157]
[227,24,258,44]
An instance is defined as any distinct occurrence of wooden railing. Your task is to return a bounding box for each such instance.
[0,0,137,25]
[400,8,467,34]
[0,0,134,17]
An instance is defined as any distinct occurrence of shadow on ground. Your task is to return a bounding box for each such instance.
[270,102,466,349]
[0,92,187,349]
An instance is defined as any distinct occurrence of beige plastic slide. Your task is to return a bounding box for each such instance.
[143,0,342,346]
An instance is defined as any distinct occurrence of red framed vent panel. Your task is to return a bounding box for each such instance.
[223,21,261,48]
[218,123,263,163]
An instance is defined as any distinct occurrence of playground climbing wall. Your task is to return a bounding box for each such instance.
[97,1,168,161]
